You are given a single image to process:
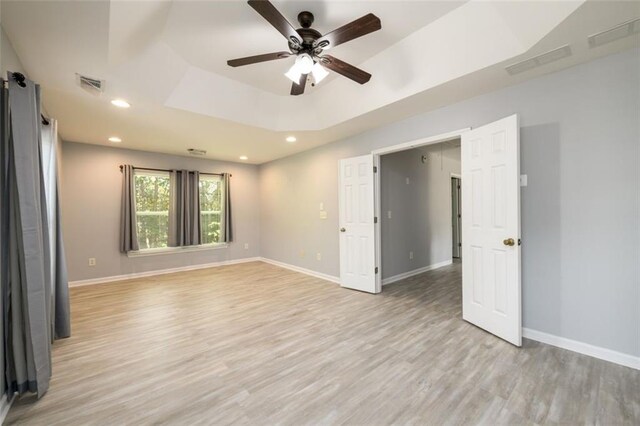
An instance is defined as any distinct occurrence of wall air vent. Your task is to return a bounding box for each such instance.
[505,45,572,76]
[75,74,104,96]
[187,149,207,156]
[588,18,640,48]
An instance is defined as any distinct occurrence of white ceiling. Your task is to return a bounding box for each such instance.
[1,0,639,164]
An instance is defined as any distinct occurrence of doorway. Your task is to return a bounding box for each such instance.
[451,176,462,259]
[377,140,461,285]
[338,115,522,346]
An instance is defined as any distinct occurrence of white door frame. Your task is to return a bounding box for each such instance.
[371,128,471,292]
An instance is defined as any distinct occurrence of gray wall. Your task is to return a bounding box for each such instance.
[61,142,260,281]
[259,49,640,357]
[381,144,461,279]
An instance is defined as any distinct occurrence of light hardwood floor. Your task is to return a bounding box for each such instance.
[6,261,640,425]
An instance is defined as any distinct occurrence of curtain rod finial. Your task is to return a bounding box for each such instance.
[11,72,26,88]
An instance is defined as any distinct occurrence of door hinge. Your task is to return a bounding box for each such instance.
[457,214,461,218]
[457,185,461,189]
[375,267,379,274]
[374,216,378,223]
[373,166,377,173]
[458,243,462,247]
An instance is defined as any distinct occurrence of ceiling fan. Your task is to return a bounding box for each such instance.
[227,0,381,96]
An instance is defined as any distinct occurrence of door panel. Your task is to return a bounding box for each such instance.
[339,154,377,293]
[462,114,521,346]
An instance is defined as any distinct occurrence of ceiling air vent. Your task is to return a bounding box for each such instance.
[588,18,640,48]
[188,149,207,156]
[76,73,104,96]
[505,45,572,76]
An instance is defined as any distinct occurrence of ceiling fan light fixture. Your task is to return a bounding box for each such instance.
[285,65,302,84]
[295,53,314,74]
[311,62,329,84]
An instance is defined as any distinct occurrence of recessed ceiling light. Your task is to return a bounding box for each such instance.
[239,155,248,160]
[286,136,297,143]
[108,136,122,143]
[111,99,130,108]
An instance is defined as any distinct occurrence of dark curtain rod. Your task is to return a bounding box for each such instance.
[119,165,230,177]
[2,73,50,125]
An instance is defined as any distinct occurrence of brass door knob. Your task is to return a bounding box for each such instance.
[340,228,346,232]
[503,238,515,246]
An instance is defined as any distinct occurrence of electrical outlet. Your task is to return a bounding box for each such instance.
[316,253,322,261]
[387,210,392,219]
[244,243,249,250]
[319,211,328,219]
[88,258,96,266]
[409,251,414,260]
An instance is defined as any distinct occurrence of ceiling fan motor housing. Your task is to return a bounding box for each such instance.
[290,12,324,55]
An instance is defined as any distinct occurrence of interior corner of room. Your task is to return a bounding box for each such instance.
[1,1,639,424]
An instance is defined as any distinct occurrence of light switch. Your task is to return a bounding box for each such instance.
[406,177,410,185]
[520,174,528,187]
[319,202,324,210]
[387,210,392,219]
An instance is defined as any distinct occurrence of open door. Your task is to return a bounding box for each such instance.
[461,114,521,346]
[338,154,378,293]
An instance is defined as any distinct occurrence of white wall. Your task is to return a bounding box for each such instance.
[380,144,461,279]
[259,49,640,358]
[60,142,261,282]
[0,25,25,77]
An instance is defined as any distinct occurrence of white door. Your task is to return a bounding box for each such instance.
[461,114,521,346]
[338,154,378,293]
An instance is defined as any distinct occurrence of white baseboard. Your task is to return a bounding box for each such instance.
[259,257,341,284]
[523,328,639,370]
[68,257,262,287]
[0,394,15,425]
[382,259,453,286]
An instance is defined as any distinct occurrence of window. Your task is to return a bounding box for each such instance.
[199,175,224,245]
[134,171,170,249]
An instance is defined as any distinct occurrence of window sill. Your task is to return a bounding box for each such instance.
[127,243,229,258]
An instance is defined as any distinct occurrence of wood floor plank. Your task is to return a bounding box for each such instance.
[5,261,639,425]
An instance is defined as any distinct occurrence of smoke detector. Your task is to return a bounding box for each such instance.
[75,74,104,96]
[188,149,207,156]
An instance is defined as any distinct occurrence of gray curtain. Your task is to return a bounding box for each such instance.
[0,81,8,403]
[223,173,232,243]
[169,170,201,246]
[41,119,70,339]
[119,165,139,253]
[0,73,69,398]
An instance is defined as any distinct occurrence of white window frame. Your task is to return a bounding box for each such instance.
[128,171,229,257]
[133,170,171,252]
[199,174,226,246]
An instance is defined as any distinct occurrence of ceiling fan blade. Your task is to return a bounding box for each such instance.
[315,13,381,49]
[247,0,301,46]
[227,51,291,67]
[290,74,307,96]
[320,55,371,84]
